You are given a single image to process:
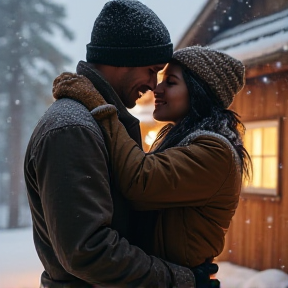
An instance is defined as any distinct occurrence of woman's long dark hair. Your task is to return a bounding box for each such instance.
[152,62,251,179]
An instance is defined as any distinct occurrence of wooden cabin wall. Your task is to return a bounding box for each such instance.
[217,71,288,273]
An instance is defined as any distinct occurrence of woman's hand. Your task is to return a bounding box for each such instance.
[191,262,219,288]
[53,72,106,110]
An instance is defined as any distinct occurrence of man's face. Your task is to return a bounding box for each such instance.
[113,64,165,109]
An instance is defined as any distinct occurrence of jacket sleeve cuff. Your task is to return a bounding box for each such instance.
[164,260,196,288]
[90,104,118,120]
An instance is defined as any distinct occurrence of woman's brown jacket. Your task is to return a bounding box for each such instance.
[147,127,242,267]
[92,105,242,268]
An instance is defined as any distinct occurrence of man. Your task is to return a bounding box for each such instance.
[24,1,217,287]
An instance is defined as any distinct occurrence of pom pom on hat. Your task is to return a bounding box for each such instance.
[172,46,245,108]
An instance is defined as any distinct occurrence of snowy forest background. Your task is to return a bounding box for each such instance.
[0,0,75,229]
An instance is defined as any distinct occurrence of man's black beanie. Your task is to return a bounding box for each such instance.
[86,0,173,67]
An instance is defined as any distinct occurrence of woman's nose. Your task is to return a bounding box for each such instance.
[154,82,164,94]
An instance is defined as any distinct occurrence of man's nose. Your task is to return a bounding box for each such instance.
[150,74,158,90]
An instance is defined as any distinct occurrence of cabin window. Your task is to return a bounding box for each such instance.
[242,120,280,196]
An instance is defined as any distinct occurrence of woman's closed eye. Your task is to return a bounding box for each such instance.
[166,77,177,86]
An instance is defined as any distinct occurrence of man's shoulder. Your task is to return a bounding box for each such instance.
[46,98,99,127]
[33,98,103,142]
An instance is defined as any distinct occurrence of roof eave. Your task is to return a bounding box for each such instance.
[175,0,219,49]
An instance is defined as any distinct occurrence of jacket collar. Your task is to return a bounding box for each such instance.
[76,61,142,146]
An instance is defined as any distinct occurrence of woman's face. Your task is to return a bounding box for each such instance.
[153,63,190,124]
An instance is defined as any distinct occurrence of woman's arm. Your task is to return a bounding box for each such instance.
[91,105,232,210]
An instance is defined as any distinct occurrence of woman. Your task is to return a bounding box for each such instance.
[53,46,250,269]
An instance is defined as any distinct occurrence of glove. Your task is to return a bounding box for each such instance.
[191,262,219,288]
[53,72,107,110]
[209,279,220,288]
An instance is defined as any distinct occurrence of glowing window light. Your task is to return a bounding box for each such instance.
[252,157,262,187]
[145,130,158,146]
[243,120,279,195]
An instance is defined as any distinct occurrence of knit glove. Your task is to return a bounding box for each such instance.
[53,72,107,110]
[191,262,219,288]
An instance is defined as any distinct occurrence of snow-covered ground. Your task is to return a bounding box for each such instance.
[0,227,42,288]
[1,227,288,288]
[216,262,288,288]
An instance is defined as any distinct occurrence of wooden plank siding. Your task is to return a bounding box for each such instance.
[217,71,288,273]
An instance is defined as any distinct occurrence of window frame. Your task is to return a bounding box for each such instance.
[242,118,282,197]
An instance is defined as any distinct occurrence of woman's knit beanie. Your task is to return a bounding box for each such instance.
[172,46,245,108]
[86,0,173,67]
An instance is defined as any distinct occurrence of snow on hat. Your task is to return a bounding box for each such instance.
[86,0,173,67]
[172,46,245,108]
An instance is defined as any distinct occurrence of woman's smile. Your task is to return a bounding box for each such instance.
[154,98,167,107]
[153,63,190,124]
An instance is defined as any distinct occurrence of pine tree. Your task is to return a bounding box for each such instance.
[0,0,73,228]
